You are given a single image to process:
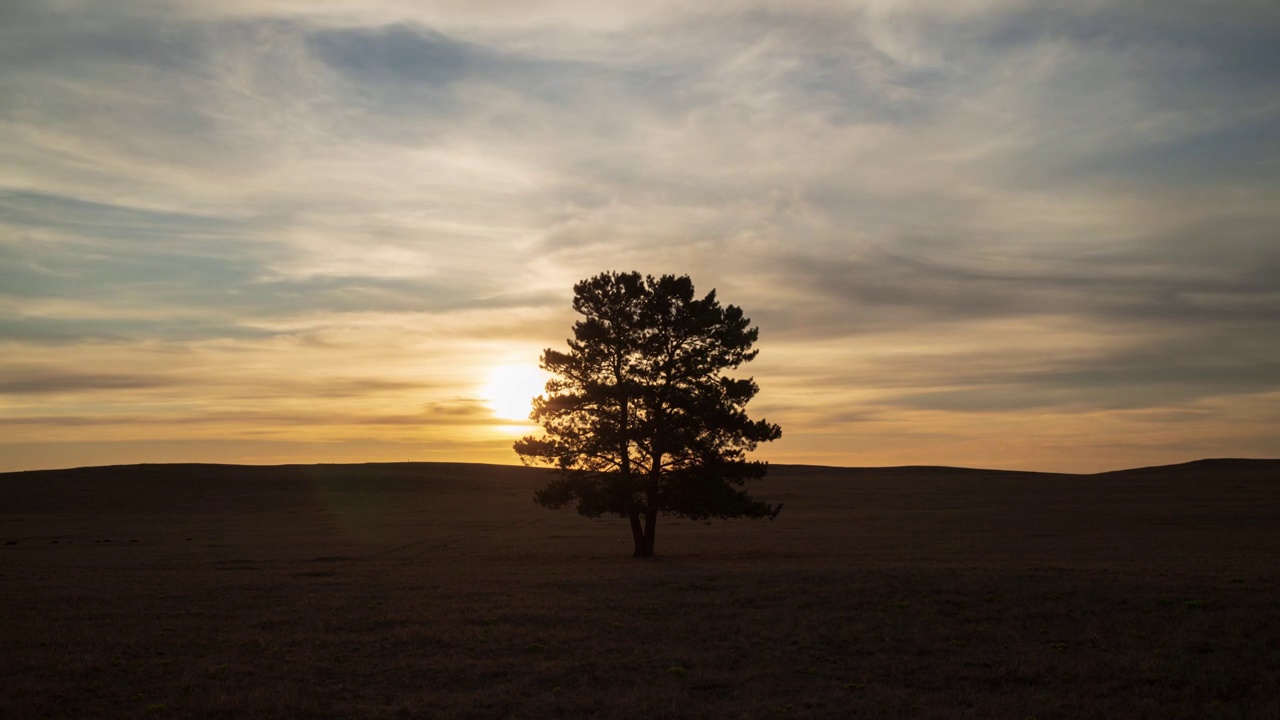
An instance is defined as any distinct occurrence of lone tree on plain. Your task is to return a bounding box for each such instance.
[514,271,782,558]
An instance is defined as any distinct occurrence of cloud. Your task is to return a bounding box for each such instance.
[774,215,1280,333]
[0,188,566,345]
[0,369,177,395]
[0,362,434,398]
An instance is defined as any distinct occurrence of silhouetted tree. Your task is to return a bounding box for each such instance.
[514,271,782,558]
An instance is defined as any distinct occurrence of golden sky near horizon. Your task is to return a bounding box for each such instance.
[2,0,1278,473]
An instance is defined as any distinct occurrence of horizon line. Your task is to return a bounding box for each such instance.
[3,456,1277,479]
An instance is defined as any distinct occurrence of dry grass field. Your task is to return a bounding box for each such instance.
[2,459,1278,719]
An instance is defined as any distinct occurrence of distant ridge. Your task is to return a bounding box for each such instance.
[766,464,1065,477]
[2,458,1275,479]
[0,461,547,481]
[1093,458,1280,476]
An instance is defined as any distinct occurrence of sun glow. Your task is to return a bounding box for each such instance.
[479,363,549,423]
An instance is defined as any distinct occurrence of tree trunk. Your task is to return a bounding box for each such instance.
[642,509,658,558]
[629,512,648,558]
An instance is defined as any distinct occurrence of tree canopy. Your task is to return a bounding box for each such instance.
[514,271,782,557]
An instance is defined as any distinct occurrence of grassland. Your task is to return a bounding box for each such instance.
[2,459,1278,719]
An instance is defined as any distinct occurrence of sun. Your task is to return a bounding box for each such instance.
[479,363,549,422]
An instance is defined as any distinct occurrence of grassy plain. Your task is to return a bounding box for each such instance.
[2,459,1278,719]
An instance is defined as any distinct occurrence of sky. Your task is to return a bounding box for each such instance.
[2,0,1278,473]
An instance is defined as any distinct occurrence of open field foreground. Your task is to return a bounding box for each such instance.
[2,460,1279,719]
